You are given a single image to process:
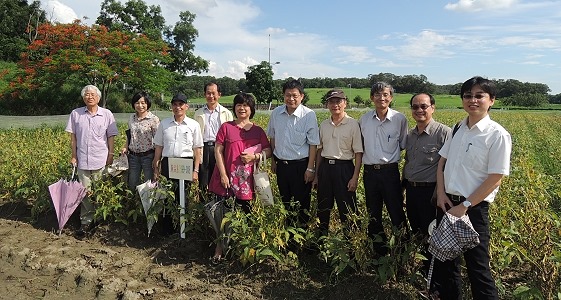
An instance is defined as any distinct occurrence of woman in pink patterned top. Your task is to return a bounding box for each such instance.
[121,92,160,189]
[208,92,271,261]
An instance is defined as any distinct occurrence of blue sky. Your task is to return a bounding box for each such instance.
[41,0,561,94]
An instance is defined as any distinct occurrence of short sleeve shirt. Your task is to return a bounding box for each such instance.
[439,116,512,203]
[208,122,271,199]
[128,111,160,153]
[266,104,319,160]
[403,119,451,182]
[318,114,363,160]
[359,108,408,165]
[65,106,118,170]
[154,116,203,158]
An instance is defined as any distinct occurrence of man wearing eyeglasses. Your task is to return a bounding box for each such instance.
[359,82,408,256]
[402,93,451,275]
[431,76,511,300]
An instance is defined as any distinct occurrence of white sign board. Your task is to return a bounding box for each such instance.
[167,157,193,181]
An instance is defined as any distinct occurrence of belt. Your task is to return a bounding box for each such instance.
[446,193,466,202]
[364,162,398,170]
[274,156,308,165]
[204,141,215,147]
[128,149,155,157]
[408,181,436,187]
[323,158,352,165]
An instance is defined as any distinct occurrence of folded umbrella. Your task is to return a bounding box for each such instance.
[105,153,129,177]
[48,166,87,234]
[136,179,166,236]
[204,193,233,251]
[426,212,480,290]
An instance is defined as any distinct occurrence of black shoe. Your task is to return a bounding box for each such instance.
[75,223,94,239]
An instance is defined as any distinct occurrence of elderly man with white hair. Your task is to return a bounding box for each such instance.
[65,85,118,239]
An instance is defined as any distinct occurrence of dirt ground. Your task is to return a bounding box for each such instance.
[0,200,418,300]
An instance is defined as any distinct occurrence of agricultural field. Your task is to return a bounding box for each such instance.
[0,109,560,299]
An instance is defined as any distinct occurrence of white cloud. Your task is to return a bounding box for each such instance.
[401,30,458,58]
[445,0,519,12]
[498,36,560,49]
[336,46,374,63]
[42,0,79,23]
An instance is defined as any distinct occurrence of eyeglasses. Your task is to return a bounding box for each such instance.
[327,98,345,105]
[411,104,432,110]
[284,93,301,99]
[372,93,391,99]
[462,94,487,100]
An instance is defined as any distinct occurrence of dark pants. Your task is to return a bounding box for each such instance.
[199,143,216,192]
[431,201,498,300]
[159,157,192,235]
[275,157,312,226]
[405,182,437,273]
[317,159,357,235]
[363,163,407,254]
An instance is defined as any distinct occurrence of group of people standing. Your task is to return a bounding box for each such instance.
[65,75,511,300]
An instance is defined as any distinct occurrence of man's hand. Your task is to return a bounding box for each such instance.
[347,175,358,192]
[447,203,468,217]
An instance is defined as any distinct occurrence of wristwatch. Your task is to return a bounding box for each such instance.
[462,200,472,208]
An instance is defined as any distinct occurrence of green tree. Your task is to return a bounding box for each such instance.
[165,11,209,74]
[501,93,548,107]
[245,61,276,104]
[353,95,365,107]
[96,0,208,75]
[96,0,166,40]
[0,0,45,62]
[3,21,171,113]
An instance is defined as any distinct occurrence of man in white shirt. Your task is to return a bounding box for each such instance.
[359,82,408,256]
[152,93,203,234]
[432,76,511,300]
[193,82,233,193]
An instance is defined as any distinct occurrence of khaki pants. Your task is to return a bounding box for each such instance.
[77,168,103,225]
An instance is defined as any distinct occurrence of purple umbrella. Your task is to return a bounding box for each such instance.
[48,167,87,234]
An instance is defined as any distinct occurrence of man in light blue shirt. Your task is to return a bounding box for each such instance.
[359,81,408,256]
[267,79,319,226]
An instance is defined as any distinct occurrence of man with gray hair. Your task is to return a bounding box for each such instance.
[359,82,408,256]
[65,85,118,239]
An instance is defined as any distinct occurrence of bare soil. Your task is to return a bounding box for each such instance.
[0,200,418,300]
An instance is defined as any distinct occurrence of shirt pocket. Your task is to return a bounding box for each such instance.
[339,133,352,150]
[291,129,307,146]
[381,134,399,156]
[464,143,487,170]
[92,120,106,138]
[421,144,440,166]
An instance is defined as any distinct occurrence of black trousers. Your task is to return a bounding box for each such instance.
[316,159,357,235]
[159,157,192,235]
[405,183,437,235]
[405,182,437,273]
[431,201,498,300]
[275,158,312,226]
[363,163,407,254]
[199,144,216,192]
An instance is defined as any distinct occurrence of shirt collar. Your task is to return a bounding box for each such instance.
[373,108,395,121]
[82,106,103,116]
[413,119,436,135]
[330,113,350,126]
[135,111,155,121]
[471,115,492,132]
[281,104,304,117]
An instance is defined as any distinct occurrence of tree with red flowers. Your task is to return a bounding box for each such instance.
[8,20,171,110]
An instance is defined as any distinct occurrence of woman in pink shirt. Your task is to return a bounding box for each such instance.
[208,92,271,261]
